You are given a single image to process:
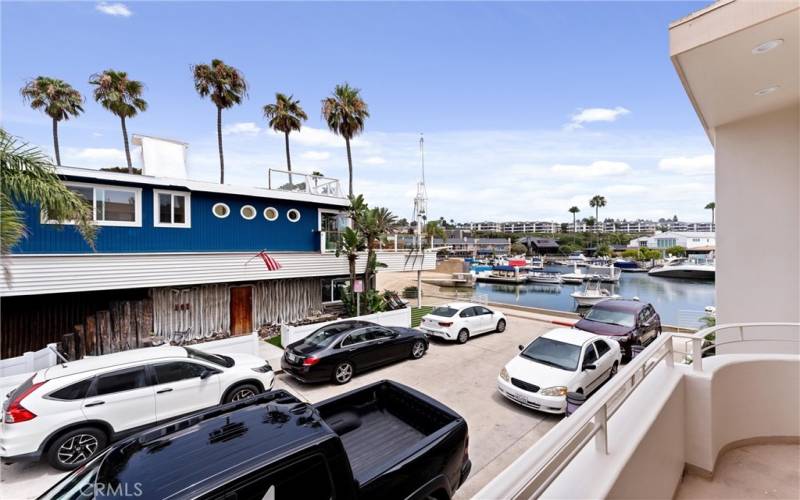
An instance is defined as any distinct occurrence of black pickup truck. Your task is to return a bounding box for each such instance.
[41,380,471,500]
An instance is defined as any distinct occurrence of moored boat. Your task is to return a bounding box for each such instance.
[527,271,563,284]
[570,279,620,307]
[648,257,715,280]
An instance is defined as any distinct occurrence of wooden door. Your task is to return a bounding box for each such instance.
[229,286,253,336]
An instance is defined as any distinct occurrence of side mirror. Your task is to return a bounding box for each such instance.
[518,344,524,351]
[200,369,213,380]
[583,364,596,371]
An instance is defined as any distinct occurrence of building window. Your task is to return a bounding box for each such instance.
[322,277,350,303]
[212,203,230,219]
[240,205,257,220]
[154,190,190,228]
[287,208,301,223]
[44,182,141,227]
[264,207,278,221]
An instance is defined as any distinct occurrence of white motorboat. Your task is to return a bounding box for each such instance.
[587,264,621,283]
[561,263,588,284]
[570,279,620,307]
[525,257,545,270]
[527,271,563,284]
[648,257,715,280]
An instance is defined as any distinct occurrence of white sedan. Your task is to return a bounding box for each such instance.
[497,328,621,414]
[419,302,507,343]
[1,345,274,470]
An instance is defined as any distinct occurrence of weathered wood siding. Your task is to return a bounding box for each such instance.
[152,278,322,339]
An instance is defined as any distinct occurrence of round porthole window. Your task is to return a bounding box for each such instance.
[287,209,301,223]
[212,203,230,219]
[264,207,278,221]
[240,205,257,220]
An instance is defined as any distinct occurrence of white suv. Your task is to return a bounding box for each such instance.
[0,345,274,470]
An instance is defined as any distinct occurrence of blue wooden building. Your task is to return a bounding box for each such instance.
[1,166,434,357]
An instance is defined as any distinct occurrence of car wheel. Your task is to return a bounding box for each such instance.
[457,329,470,344]
[410,340,426,359]
[496,319,507,332]
[225,383,260,403]
[333,362,354,384]
[47,427,107,471]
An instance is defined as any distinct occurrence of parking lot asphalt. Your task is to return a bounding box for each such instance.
[1,312,560,499]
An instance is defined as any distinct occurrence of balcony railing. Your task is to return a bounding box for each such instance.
[477,321,800,499]
[267,169,344,198]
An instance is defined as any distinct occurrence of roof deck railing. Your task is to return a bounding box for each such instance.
[267,169,344,198]
[477,321,800,499]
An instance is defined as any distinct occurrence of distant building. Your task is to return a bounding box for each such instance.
[628,231,716,252]
[456,218,714,234]
[518,237,560,254]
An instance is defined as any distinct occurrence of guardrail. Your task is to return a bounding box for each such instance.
[477,321,800,499]
[267,169,343,198]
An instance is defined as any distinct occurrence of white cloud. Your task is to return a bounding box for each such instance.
[363,156,387,165]
[658,154,714,175]
[301,151,331,161]
[67,148,126,162]
[95,2,132,17]
[272,126,369,148]
[550,160,632,178]
[566,106,630,130]
[222,122,261,136]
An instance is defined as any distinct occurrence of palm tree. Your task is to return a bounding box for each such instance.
[589,195,607,231]
[423,220,446,247]
[89,70,147,173]
[19,77,84,166]
[191,59,248,184]
[1,130,95,267]
[263,93,307,178]
[568,206,580,232]
[361,206,397,310]
[705,202,716,226]
[321,83,370,197]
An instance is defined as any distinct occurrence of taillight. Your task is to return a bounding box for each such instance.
[439,322,453,327]
[303,357,320,366]
[4,381,44,424]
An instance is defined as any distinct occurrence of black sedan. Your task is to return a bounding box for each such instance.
[281,320,429,384]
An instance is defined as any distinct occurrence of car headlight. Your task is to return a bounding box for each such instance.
[499,367,510,382]
[540,386,568,397]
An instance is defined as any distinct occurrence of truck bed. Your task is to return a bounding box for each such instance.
[316,381,461,483]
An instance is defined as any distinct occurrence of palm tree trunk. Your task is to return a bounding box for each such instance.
[284,131,293,186]
[573,214,576,232]
[52,118,61,166]
[711,209,715,225]
[345,136,353,197]
[217,106,225,184]
[120,116,132,173]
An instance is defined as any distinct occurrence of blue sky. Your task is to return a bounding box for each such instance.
[2,1,715,223]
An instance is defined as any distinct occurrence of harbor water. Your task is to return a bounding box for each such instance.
[471,265,715,328]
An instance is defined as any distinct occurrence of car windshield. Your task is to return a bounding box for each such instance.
[39,454,103,499]
[184,347,234,368]
[585,308,636,328]
[303,323,356,347]
[521,337,581,371]
[431,306,458,317]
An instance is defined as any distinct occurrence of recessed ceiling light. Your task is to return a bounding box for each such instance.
[752,39,783,54]
[754,85,780,96]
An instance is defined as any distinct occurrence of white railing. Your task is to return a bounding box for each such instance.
[267,169,344,198]
[477,321,800,499]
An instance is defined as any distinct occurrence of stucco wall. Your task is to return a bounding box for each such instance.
[714,104,800,352]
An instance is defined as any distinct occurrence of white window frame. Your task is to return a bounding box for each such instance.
[212,203,230,219]
[287,208,302,223]
[153,189,191,228]
[240,205,257,220]
[42,181,142,227]
[264,206,279,221]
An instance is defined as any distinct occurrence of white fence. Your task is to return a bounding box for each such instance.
[281,308,412,347]
[0,343,59,378]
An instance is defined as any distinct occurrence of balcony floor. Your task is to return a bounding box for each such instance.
[677,443,800,499]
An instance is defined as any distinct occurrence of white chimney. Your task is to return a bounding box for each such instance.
[132,134,188,178]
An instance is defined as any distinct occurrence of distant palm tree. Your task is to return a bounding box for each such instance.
[263,93,307,176]
[568,206,580,232]
[191,59,248,184]
[1,130,95,264]
[89,70,147,173]
[589,195,606,241]
[321,83,370,197]
[705,202,716,225]
[19,77,84,166]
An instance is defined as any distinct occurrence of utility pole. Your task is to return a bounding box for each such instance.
[413,134,428,308]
